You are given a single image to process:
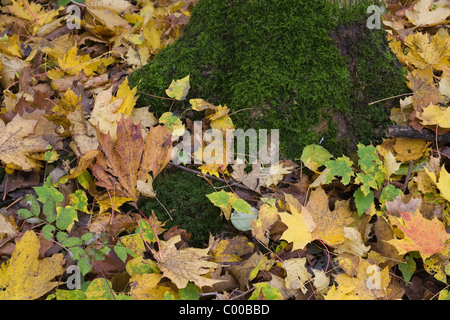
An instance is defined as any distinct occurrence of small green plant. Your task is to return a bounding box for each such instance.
[303,143,404,217]
[17,176,133,276]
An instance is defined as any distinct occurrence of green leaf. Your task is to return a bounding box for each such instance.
[230,207,258,231]
[324,156,354,184]
[24,194,40,216]
[42,224,56,240]
[56,206,78,231]
[34,181,64,205]
[206,191,231,209]
[354,188,374,218]
[43,199,57,223]
[357,143,382,173]
[70,190,89,213]
[178,282,199,300]
[44,146,59,163]
[138,219,157,243]
[379,185,403,204]
[113,244,129,263]
[56,231,68,243]
[77,170,91,190]
[231,198,251,215]
[249,282,282,300]
[164,291,176,300]
[17,208,33,219]
[398,255,416,286]
[77,256,92,276]
[84,278,131,300]
[54,289,87,300]
[69,246,85,260]
[62,236,83,247]
[81,232,94,243]
[300,144,333,172]
[57,0,72,6]
[355,172,379,196]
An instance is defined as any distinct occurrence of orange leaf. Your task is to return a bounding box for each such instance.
[387,210,450,260]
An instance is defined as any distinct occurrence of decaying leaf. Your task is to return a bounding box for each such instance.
[157,235,222,289]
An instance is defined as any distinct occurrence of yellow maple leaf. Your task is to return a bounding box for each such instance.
[405,0,450,27]
[157,235,223,289]
[0,231,64,299]
[279,199,316,251]
[436,165,450,202]
[404,31,448,70]
[323,284,361,300]
[306,187,355,247]
[111,78,138,116]
[417,103,450,128]
[129,273,176,300]
[333,258,390,300]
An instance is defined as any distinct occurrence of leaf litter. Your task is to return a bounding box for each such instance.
[0,0,448,301]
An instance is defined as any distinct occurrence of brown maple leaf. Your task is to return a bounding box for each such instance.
[0,113,59,172]
[91,116,172,202]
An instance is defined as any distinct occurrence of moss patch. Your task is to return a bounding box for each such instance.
[138,169,226,247]
[130,0,407,159]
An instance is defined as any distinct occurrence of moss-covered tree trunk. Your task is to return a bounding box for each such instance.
[130,0,407,158]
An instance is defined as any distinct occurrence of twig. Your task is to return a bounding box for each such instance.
[168,161,257,192]
[402,161,414,193]
[368,92,412,105]
[155,195,172,220]
[22,0,40,25]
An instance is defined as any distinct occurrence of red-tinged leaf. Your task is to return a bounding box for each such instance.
[387,210,450,260]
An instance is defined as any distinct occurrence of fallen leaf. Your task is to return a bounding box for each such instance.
[129,272,176,300]
[0,231,64,299]
[278,198,316,251]
[0,114,51,171]
[282,258,312,294]
[405,0,450,27]
[250,203,280,246]
[306,187,355,247]
[333,257,390,300]
[387,209,450,260]
[157,235,222,289]
[165,75,190,100]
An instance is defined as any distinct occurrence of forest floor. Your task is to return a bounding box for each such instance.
[0,0,449,300]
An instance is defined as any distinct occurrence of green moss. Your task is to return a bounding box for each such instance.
[129,0,407,158]
[137,169,226,247]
